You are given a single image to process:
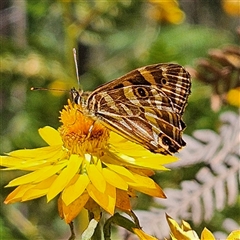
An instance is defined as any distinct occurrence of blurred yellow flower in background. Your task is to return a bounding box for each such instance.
[222,0,240,16]
[1,100,177,223]
[147,0,185,24]
[227,87,240,107]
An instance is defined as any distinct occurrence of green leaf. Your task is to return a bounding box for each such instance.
[104,213,137,239]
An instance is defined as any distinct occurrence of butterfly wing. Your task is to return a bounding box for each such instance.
[88,64,191,113]
[85,64,191,154]
[87,86,184,154]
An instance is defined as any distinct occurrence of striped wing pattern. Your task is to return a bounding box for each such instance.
[73,63,191,155]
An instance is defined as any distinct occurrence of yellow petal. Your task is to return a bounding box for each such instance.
[33,161,69,183]
[127,173,158,189]
[47,155,82,201]
[62,174,90,206]
[227,230,240,240]
[115,189,131,211]
[124,172,166,198]
[1,145,64,170]
[22,175,57,201]
[166,214,199,240]
[58,192,89,224]
[6,161,67,187]
[132,155,176,170]
[102,168,128,190]
[87,182,116,215]
[104,163,135,181]
[87,164,106,193]
[38,126,63,145]
[108,131,129,145]
[128,158,171,170]
[7,145,62,158]
[133,228,158,240]
[108,132,177,169]
[200,228,215,240]
[132,181,166,198]
[128,167,155,177]
[4,185,33,204]
[0,155,23,168]
[181,220,192,231]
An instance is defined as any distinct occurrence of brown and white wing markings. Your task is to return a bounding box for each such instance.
[84,63,191,155]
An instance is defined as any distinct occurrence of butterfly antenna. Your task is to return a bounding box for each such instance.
[73,48,80,88]
[31,87,68,92]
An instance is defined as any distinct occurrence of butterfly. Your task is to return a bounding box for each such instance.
[71,63,191,155]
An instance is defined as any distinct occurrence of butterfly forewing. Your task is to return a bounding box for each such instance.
[73,63,191,155]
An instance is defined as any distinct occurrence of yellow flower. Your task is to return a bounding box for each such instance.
[227,87,240,107]
[166,214,199,240]
[147,0,185,24]
[133,228,158,240]
[1,100,177,223]
[166,214,240,240]
[222,0,240,16]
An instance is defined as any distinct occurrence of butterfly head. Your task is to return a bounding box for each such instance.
[71,88,92,107]
[71,88,83,105]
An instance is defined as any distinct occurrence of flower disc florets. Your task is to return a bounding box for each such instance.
[58,100,109,156]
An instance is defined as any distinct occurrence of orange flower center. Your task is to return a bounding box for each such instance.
[58,100,109,156]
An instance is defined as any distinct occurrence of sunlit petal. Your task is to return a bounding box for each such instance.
[181,220,192,231]
[58,192,90,224]
[87,182,116,215]
[22,175,58,201]
[87,164,106,193]
[39,126,63,145]
[200,228,215,240]
[126,172,160,189]
[104,163,135,181]
[166,214,199,240]
[133,228,158,240]
[62,174,90,206]
[132,181,166,198]
[102,168,128,190]
[1,145,64,170]
[4,184,33,204]
[226,230,240,240]
[47,155,82,201]
[6,161,67,187]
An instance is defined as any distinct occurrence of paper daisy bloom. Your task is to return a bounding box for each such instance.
[0,100,177,224]
[166,214,240,240]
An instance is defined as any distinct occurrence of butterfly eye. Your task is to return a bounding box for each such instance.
[135,87,149,98]
[73,96,79,104]
[71,88,81,104]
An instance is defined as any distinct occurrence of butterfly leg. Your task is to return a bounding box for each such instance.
[86,121,96,139]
